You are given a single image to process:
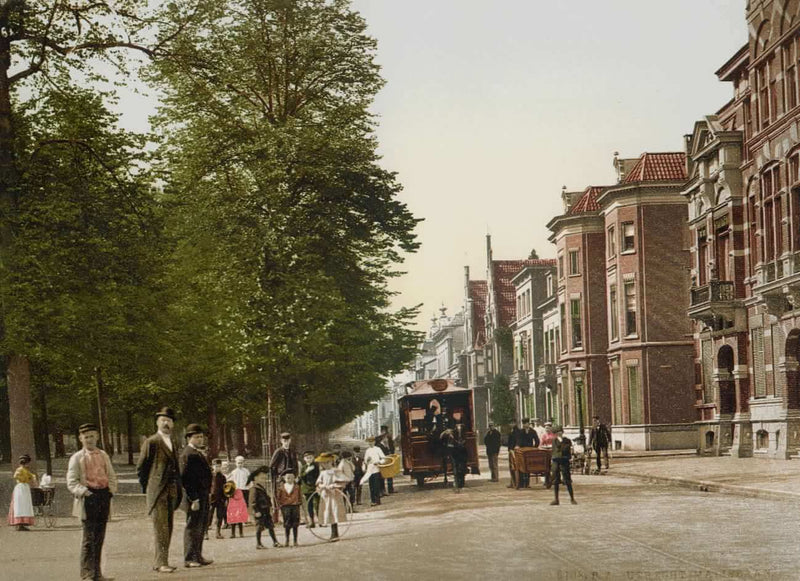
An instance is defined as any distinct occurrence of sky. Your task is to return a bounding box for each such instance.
[107,1,748,332]
[348,0,746,330]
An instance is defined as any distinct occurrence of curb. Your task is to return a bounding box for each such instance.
[613,470,800,502]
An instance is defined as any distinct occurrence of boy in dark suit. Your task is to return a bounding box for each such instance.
[550,426,577,506]
[209,459,227,538]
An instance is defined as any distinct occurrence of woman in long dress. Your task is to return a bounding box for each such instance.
[7,454,37,531]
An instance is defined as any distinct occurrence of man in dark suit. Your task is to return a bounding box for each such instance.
[137,407,183,574]
[377,425,395,494]
[483,423,501,482]
[270,432,298,519]
[179,424,213,568]
[516,418,540,488]
[506,421,520,488]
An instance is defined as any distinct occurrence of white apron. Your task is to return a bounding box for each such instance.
[12,482,34,518]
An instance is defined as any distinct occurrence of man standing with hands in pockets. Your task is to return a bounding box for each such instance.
[67,422,118,581]
[179,424,214,569]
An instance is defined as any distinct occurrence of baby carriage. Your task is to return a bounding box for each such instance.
[30,479,57,528]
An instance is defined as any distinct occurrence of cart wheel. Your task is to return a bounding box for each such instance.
[44,507,56,528]
[415,475,425,488]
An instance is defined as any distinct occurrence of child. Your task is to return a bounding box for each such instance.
[247,468,281,549]
[7,454,36,531]
[224,481,248,538]
[315,453,349,542]
[209,459,228,539]
[275,472,302,547]
[352,446,364,505]
[299,451,319,528]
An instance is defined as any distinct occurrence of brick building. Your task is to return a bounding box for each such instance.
[463,270,489,433]
[600,152,695,450]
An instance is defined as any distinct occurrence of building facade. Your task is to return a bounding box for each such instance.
[463,270,489,433]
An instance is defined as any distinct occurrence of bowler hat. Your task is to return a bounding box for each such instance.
[79,423,100,434]
[155,406,176,421]
[185,423,204,438]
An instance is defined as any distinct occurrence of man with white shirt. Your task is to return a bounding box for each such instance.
[360,437,386,506]
[137,407,183,574]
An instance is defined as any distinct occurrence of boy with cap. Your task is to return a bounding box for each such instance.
[137,407,183,574]
[275,472,302,547]
[299,450,319,528]
[247,467,281,549]
[179,424,214,568]
[67,423,118,581]
[351,446,365,505]
[209,459,227,539]
[549,426,577,506]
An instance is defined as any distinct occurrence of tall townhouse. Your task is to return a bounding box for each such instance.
[600,152,695,450]
[684,111,749,456]
[510,260,557,423]
[546,187,611,442]
[694,0,800,458]
[463,268,489,432]
[537,269,562,425]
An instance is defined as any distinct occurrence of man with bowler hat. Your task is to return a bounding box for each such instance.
[67,423,118,581]
[137,407,183,574]
[179,424,214,568]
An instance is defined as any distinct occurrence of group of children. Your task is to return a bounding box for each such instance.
[207,447,364,548]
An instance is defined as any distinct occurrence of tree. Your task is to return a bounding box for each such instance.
[0,0,201,465]
[490,374,515,427]
[528,248,540,259]
[150,0,422,431]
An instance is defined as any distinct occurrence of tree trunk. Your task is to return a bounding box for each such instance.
[54,427,65,458]
[37,382,52,475]
[207,402,219,459]
[126,410,135,465]
[95,367,112,457]
[233,413,245,456]
[7,355,36,467]
[115,428,122,456]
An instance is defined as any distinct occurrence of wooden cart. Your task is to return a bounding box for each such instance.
[513,447,551,486]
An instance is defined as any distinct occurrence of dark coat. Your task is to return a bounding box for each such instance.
[299,461,319,495]
[552,436,573,464]
[179,445,212,503]
[352,454,365,479]
[484,428,502,455]
[210,471,227,505]
[518,427,540,448]
[137,433,183,514]
[250,482,272,514]
[589,424,612,448]
[269,447,298,478]
[377,433,395,454]
[506,427,521,450]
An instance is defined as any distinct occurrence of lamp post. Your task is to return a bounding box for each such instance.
[570,365,587,446]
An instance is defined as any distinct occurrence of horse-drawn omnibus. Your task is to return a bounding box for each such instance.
[398,379,480,487]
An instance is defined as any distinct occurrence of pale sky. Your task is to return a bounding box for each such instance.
[109,1,747,331]
[350,0,746,330]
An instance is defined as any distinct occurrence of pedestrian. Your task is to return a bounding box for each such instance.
[316,452,349,542]
[361,437,386,506]
[338,451,356,507]
[7,453,36,531]
[483,422,501,482]
[228,455,252,514]
[377,425,396,494]
[270,432,299,521]
[225,480,248,537]
[442,424,469,492]
[550,426,577,506]
[506,421,520,489]
[136,407,183,574]
[589,416,612,474]
[540,422,555,448]
[66,423,118,581]
[352,446,365,505]
[299,450,319,528]
[246,467,281,549]
[533,418,546,442]
[275,472,302,547]
[209,459,227,539]
[517,418,540,488]
[179,423,214,568]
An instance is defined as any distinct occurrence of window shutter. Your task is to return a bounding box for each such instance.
[753,328,766,397]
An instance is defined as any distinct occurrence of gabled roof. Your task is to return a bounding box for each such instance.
[622,152,687,184]
[468,280,488,348]
[492,259,554,327]
[568,186,606,215]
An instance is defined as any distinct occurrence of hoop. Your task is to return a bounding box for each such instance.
[303,488,353,541]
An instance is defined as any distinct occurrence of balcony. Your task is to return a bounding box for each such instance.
[510,370,531,391]
[754,253,800,317]
[537,363,557,384]
[688,280,744,330]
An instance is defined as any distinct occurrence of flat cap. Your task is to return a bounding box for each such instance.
[79,423,100,434]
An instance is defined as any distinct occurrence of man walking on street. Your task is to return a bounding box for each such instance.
[506,421,520,488]
[589,416,612,474]
[517,418,540,489]
[377,425,395,494]
[550,426,577,506]
[483,423,501,482]
[137,407,183,574]
[67,423,118,581]
[179,424,214,569]
[362,437,386,506]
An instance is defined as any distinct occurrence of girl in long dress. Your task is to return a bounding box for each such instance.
[7,454,37,531]
[224,481,248,538]
[315,453,349,542]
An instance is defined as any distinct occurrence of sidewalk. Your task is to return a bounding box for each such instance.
[611,454,800,502]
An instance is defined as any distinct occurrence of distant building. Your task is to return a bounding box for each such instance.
[463,270,489,433]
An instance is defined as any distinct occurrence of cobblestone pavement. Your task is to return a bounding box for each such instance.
[2,459,800,581]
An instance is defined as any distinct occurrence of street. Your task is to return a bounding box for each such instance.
[2,460,798,581]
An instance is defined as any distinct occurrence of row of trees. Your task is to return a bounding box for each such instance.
[0,0,422,466]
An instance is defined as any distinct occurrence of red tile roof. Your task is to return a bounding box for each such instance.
[493,259,557,327]
[469,280,488,348]
[622,152,687,184]
[568,186,605,215]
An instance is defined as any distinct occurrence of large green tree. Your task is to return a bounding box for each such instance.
[151,0,421,433]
